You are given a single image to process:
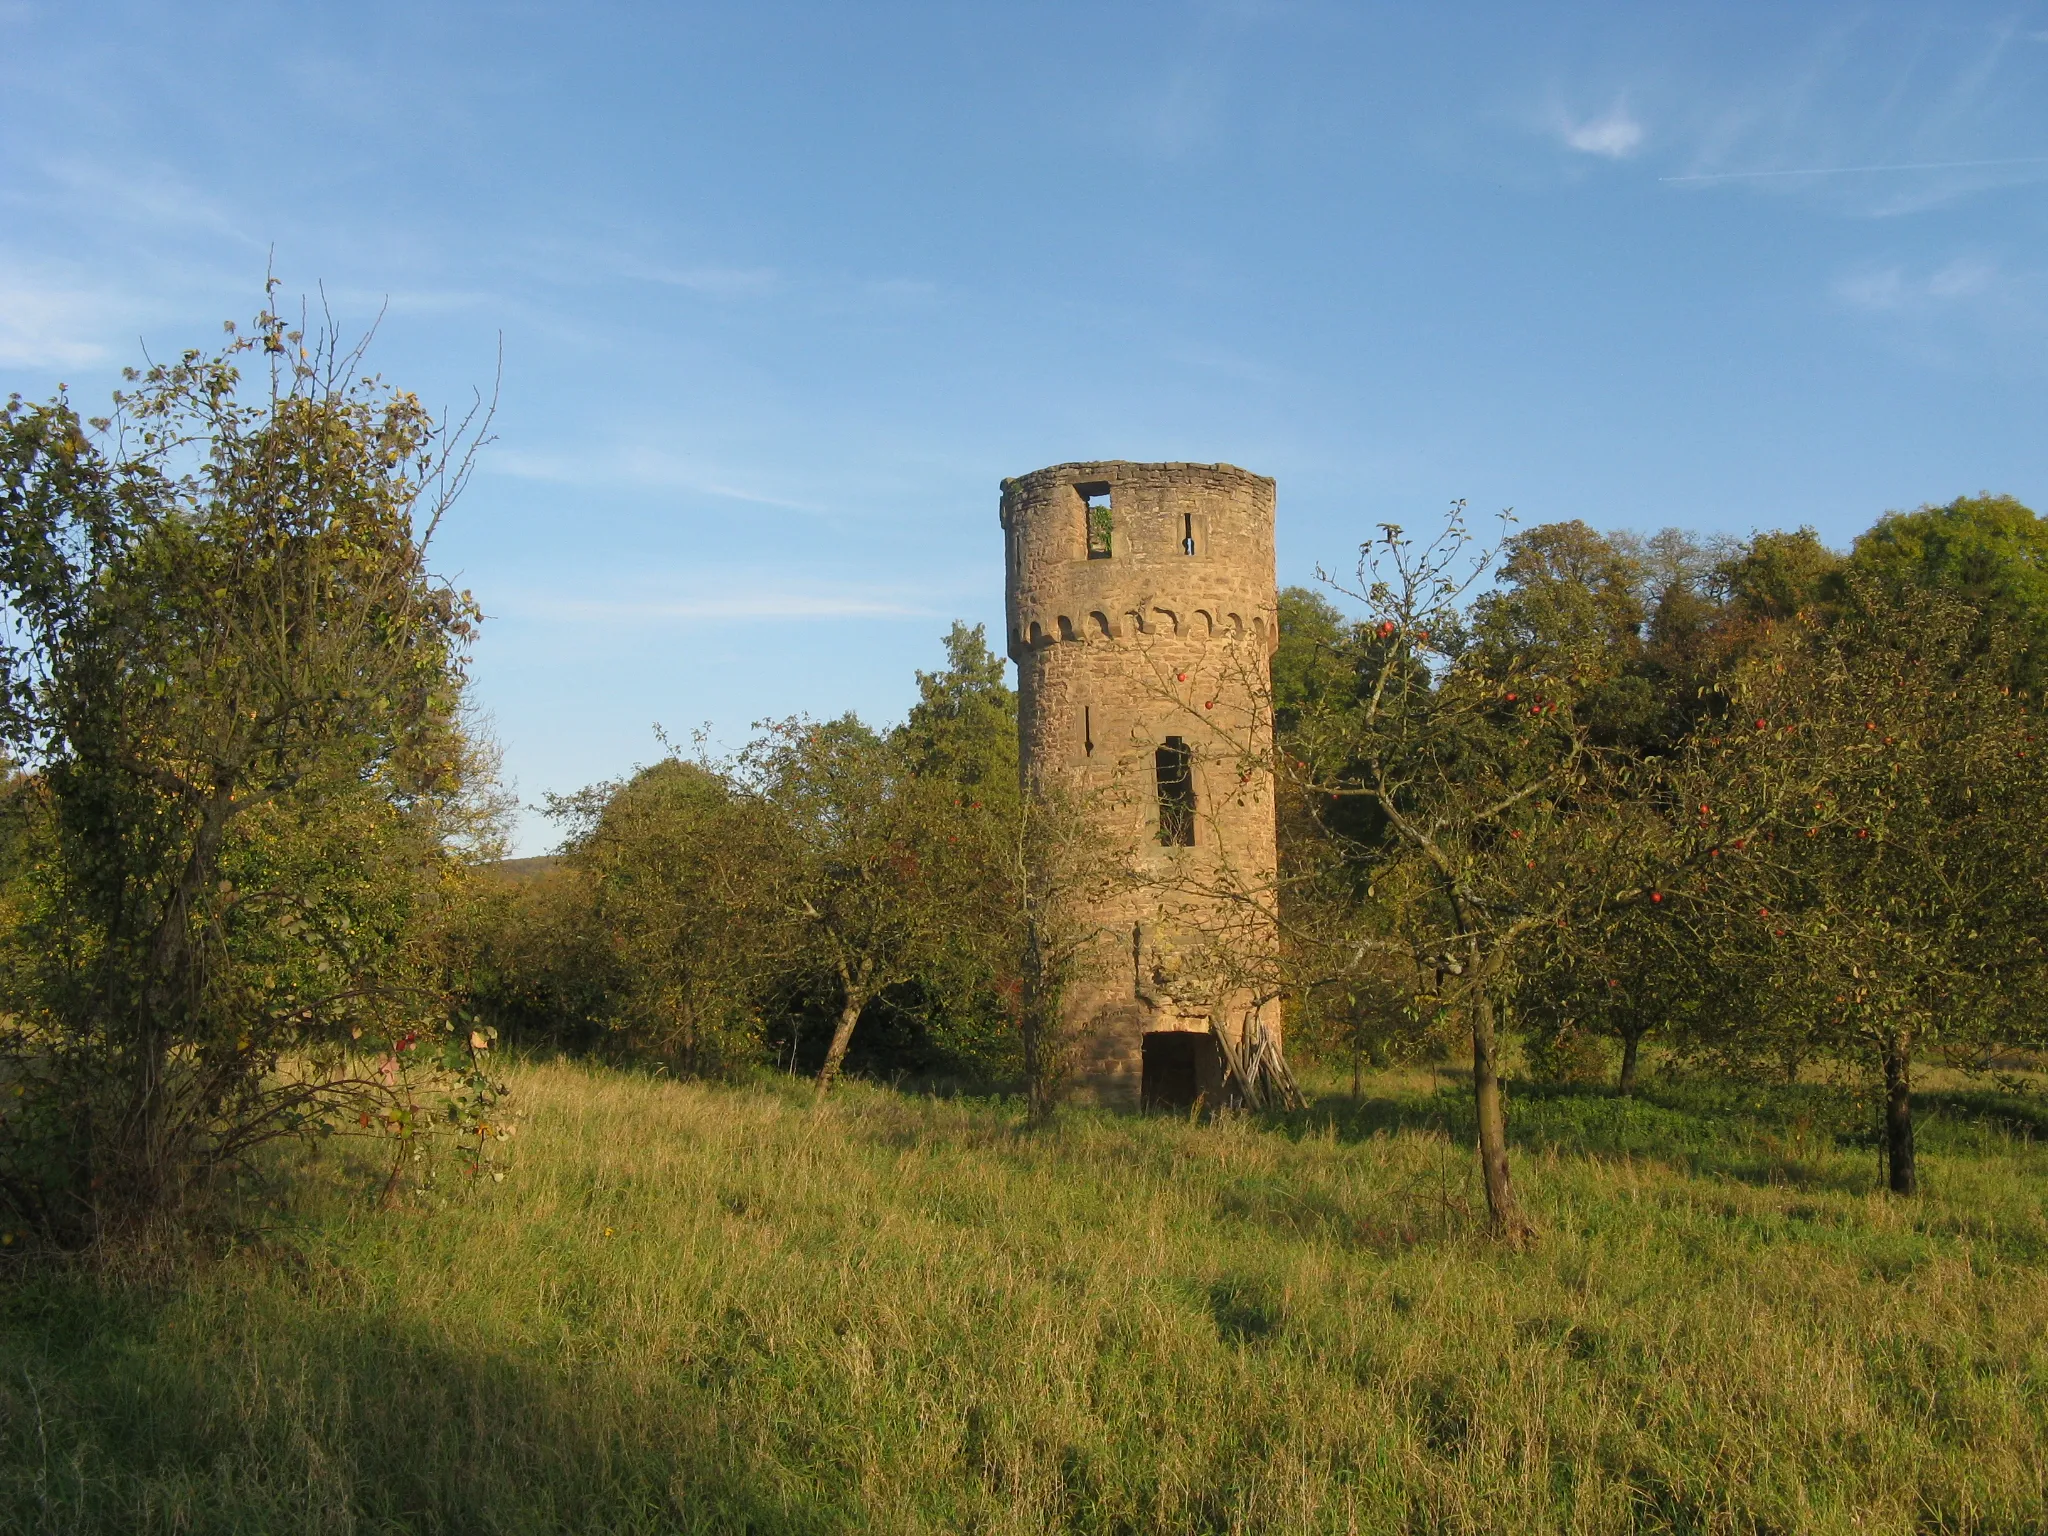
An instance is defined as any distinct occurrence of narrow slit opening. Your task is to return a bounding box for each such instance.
[1182,512,1197,556]
[1155,736,1195,846]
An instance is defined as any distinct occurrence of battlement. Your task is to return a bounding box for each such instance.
[1000,460,1272,511]
[1001,461,1277,663]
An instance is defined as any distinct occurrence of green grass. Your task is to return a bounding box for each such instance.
[0,1061,2044,1533]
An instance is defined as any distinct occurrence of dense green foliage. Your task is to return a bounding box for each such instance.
[1849,493,2048,687]
[0,306,502,1238]
[452,623,1035,1093]
[1272,500,2048,1227]
[1660,583,2048,1191]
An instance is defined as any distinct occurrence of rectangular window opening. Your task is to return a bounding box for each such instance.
[1079,482,1113,559]
[1182,512,1197,556]
[1155,736,1195,846]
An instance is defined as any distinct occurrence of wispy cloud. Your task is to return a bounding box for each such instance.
[1834,255,2007,313]
[1663,154,2048,185]
[1929,258,1998,299]
[498,589,938,624]
[612,258,780,299]
[489,446,825,512]
[1829,254,2048,371]
[322,285,500,317]
[1557,106,1644,159]
[1654,16,2048,216]
[1125,64,1224,157]
[860,276,940,305]
[1162,340,1287,386]
[1835,267,1908,311]
[38,157,259,247]
[0,267,116,369]
[507,238,780,301]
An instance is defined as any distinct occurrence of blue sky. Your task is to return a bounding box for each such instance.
[6,2,2047,850]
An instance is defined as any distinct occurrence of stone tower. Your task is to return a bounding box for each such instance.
[1001,461,1292,1110]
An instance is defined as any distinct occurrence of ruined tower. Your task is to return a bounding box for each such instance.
[1001,461,1293,1110]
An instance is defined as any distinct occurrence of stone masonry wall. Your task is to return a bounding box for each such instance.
[1001,462,1281,1107]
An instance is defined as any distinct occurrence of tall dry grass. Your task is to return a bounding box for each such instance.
[0,1058,2042,1533]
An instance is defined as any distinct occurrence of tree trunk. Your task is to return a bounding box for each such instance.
[815,992,866,1095]
[1470,987,1532,1242]
[1022,1003,1053,1125]
[668,997,697,1078]
[1881,1036,1916,1196]
[1018,915,1056,1124]
[1617,1030,1642,1096]
[125,784,240,1210]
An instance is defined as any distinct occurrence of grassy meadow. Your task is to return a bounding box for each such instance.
[0,1059,2044,1534]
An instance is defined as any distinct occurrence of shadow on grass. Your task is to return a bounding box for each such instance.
[1271,1075,1900,1193]
[0,1262,844,1536]
[1274,1072,2044,1200]
[1914,1088,2048,1144]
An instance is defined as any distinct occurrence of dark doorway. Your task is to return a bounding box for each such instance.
[1142,1030,1220,1110]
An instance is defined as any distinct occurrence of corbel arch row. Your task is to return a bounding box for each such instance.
[1021,608,1266,648]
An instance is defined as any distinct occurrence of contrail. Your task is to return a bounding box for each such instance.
[1660,155,2048,183]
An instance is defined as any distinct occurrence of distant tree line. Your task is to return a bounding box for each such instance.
[447,623,1033,1096]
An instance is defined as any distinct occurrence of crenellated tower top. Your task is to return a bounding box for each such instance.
[1000,461,1278,662]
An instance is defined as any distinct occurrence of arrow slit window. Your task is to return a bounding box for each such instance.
[1155,737,1195,845]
